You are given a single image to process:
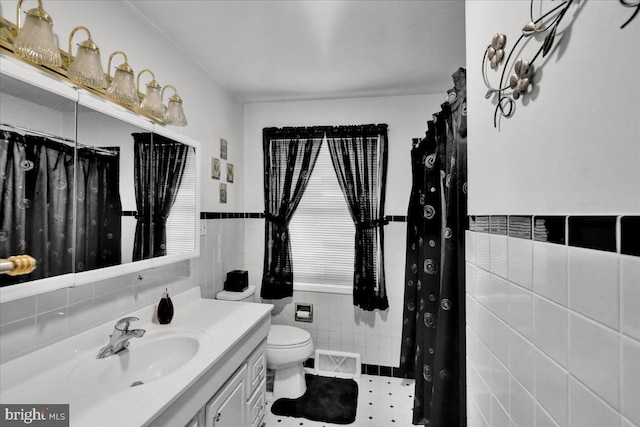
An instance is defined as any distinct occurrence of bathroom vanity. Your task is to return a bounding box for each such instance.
[0,288,272,427]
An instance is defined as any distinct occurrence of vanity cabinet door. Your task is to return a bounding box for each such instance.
[206,365,247,427]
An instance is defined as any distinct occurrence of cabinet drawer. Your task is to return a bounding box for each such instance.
[246,340,266,399]
[247,378,266,427]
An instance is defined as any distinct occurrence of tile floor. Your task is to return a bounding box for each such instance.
[263,373,416,427]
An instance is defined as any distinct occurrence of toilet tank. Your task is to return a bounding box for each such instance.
[216,285,256,302]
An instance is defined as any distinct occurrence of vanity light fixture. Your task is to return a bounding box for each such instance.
[137,69,166,118]
[105,51,139,106]
[67,26,106,89]
[13,0,62,67]
[162,84,187,127]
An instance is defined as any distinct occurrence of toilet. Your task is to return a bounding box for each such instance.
[216,286,314,400]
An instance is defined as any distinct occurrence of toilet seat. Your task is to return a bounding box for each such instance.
[267,325,311,349]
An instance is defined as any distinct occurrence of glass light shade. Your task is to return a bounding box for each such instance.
[14,7,62,67]
[68,41,106,88]
[139,82,166,118]
[164,95,187,127]
[106,66,139,106]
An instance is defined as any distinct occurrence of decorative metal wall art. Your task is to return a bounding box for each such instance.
[620,0,640,28]
[483,0,637,128]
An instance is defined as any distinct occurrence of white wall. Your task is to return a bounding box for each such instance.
[466,0,640,216]
[243,94,449,367]
[465,2,640,427]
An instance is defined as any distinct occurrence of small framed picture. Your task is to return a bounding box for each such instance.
[211,158,220,179]
[220,183,227,204]
[226,163,234,183]
[220,138,228,160]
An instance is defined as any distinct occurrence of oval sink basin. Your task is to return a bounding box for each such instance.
[69,329,210,389]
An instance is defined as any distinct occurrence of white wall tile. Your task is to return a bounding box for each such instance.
[475,232,491,271]
[569,313,620,410]
[534,350,568,427]
[491,314,510,366]
[492,353,510,411]
[620,256,640,341]
[621,337,640,426]
[568,247,619,329]
[492,394,511,427]
[0,317,35,363]
[569,377,620,427]
[491,275,509,322]
[36,288,68,314]
[536,404,560,427]
[508,237,533,289]
[509,329,534,394]
[509,284,534,342]
[35,308,67,349]
[533,242,568,306]
[534,296,568,367]
[490,235,509,279]
[466,230,477,264]
[510,375,535,427]
[476,268,492,308]
[0,295,36,325]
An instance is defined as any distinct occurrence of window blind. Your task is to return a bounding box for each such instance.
[289,142,354,288]
[166,147,196,254]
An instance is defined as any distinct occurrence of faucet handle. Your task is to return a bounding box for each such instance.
[114,316,139,332]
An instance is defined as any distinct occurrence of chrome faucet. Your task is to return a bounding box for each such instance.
[96,317,145,359]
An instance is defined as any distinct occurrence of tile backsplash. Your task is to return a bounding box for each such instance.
[466,214,640,427]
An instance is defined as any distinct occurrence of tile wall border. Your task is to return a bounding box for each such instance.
[469,215,639,257]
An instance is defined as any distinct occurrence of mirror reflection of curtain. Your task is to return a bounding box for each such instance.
[132,133,188,261]
[1,131,74,285]
[261,127,324,300]
[75,147,122,272]
[326,124,389,311]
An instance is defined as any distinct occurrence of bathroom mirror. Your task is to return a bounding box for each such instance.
[0,71,78,289]
[0,57,199,301]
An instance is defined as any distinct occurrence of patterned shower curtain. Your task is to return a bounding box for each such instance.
[399,68,467,426]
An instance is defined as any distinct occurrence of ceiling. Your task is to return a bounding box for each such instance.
[128,0,466,104]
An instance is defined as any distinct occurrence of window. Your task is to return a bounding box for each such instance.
[165,147,197,254]
[289,140,354,290]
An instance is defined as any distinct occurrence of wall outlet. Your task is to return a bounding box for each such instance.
[199,220,207,236]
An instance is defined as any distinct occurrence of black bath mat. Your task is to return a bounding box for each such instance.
[271,374,358,424]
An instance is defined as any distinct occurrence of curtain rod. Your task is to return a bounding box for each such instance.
[0,122,117,157]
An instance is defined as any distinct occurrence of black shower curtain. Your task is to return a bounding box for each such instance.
[261,127,324,300]
[326,124,389,311]
[400,68,467,426]
[132,133,189,260]
[1,130,121,284]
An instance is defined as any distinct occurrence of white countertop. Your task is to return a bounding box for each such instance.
[0,287,272,427]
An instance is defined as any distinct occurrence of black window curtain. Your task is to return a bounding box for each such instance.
[326,124,389,311]
[132,133,189,261]
[261,127,324,300]
[75,147,122,272]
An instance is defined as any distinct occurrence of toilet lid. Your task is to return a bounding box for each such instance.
[216,286,256,301]
[267,325,312,348]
